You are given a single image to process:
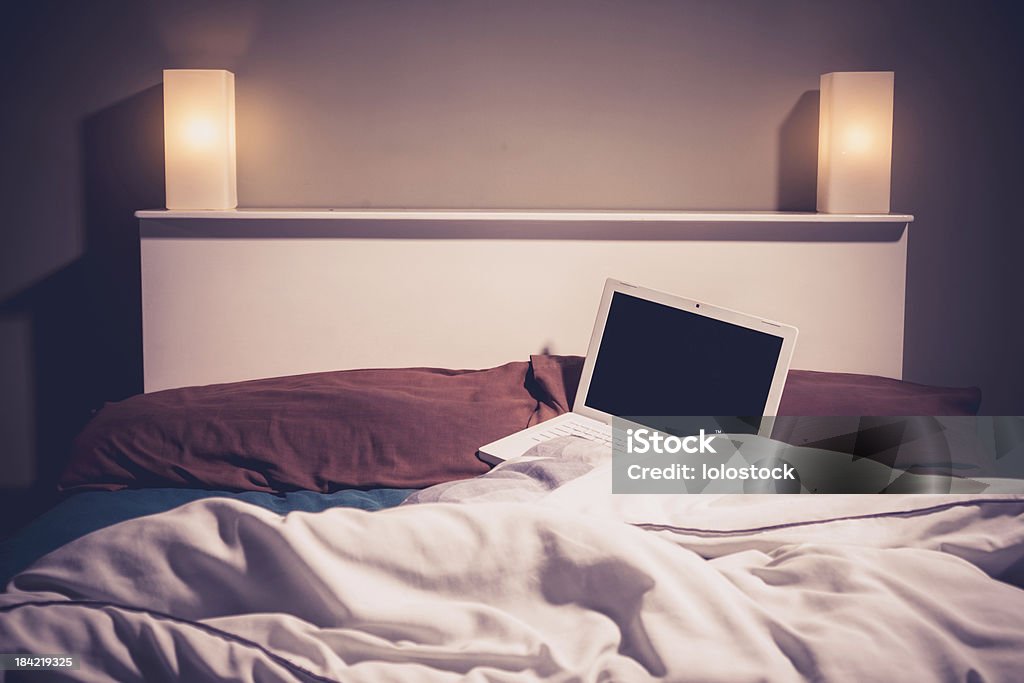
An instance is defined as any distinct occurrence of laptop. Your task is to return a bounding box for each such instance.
[478,278,798,464]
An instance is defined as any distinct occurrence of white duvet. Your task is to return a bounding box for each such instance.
[2,438,1024,682]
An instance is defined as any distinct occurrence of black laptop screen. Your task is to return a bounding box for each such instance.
[584,292,784,421]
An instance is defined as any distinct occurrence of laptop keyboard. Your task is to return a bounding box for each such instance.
[531,418,614,446]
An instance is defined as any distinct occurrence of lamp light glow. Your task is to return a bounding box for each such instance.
[841,125,873,155]
[816,71,894,214]
[163,69,237,210]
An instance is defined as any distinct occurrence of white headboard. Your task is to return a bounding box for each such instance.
[137,210,912,392]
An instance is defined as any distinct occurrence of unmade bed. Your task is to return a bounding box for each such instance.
[1,355,1021,682]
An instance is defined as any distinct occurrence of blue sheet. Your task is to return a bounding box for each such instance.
[0,487,415,586]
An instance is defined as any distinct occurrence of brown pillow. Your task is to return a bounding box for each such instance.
[528,355,986,473]
[777,369,981,416]
[774,370,983,472]
[61,362,538,492]
[528,355,982,417]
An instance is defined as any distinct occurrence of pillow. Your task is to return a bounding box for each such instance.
[527,355,987,474]
[777,370,981,417]
[527,355,982,417]
[61,362,539,493]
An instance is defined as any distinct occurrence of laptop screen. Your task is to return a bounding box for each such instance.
[584,292,784,427]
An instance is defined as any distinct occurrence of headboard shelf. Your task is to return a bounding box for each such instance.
[137,208,913,223]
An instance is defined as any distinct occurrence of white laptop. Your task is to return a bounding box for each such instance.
[478,278,799,464]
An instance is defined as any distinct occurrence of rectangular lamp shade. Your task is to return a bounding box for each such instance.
[163,69,237,210]
[816,71,894,214]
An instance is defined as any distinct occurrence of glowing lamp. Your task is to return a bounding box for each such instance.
[816,71,894,214]
[163,69,237,210]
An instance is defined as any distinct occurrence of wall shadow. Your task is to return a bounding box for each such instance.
[79,84,164,402]
[777,90,819,212]
[0,85,163,538]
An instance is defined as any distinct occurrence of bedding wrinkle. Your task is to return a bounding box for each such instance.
[702,551,853,682]
[313,625,568,678]
[751,545,892,593]
[872,552,1024,650]
[536,531,665,677]
[1,601,338,683]
[175,517,345,627]
[757,544,1024,681]
[114,609,183,681]
[763,621,820,683]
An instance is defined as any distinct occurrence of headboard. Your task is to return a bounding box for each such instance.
[137,210,912,392]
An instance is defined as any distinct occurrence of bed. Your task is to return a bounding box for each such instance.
[1,355,1022,681]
